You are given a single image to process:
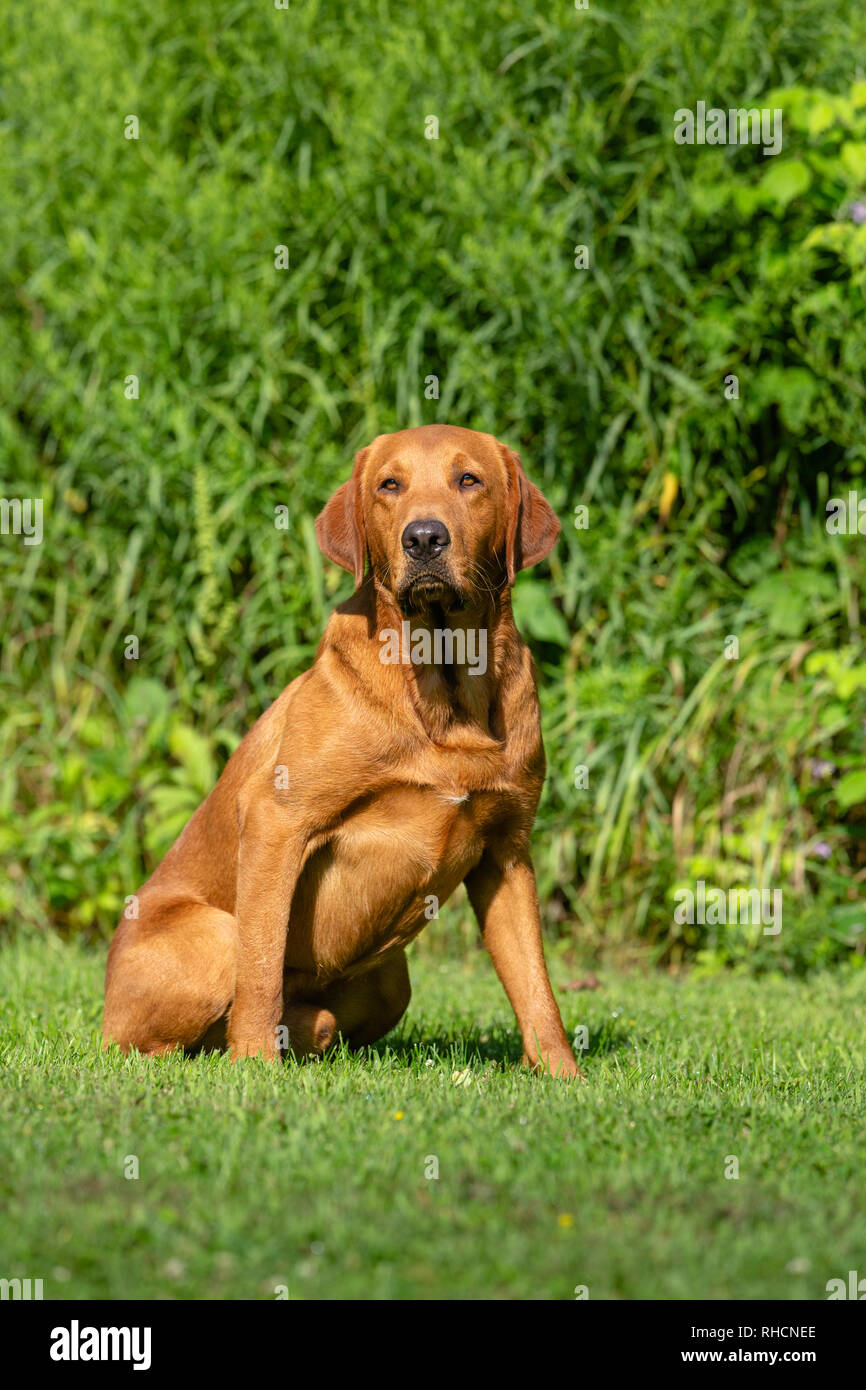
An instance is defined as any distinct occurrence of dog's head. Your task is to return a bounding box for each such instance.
[315,425,559,614]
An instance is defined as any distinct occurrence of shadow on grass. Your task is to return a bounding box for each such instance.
[172,1014,636,1071]
[362,1021,635,1069]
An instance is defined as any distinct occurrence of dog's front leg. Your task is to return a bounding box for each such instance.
[228,799,306,1062]
[466,849,580,1079]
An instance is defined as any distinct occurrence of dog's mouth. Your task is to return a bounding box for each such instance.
[396,567,466,616]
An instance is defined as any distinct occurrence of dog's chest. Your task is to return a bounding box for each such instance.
[329,782,496,895]
[287,783,501,973]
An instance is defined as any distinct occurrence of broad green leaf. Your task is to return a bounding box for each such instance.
[758,159,811,210]
[836,771,866,810]
[841,142,866,181]
[512,580,571,648]
[168,724,216,797]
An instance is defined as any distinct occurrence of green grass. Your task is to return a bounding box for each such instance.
[2,933,864,1300]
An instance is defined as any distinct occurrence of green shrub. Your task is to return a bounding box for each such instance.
[1,0,864,970]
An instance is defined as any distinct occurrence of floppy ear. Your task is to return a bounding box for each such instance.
[315,448,369,588]
[501,445,561,585]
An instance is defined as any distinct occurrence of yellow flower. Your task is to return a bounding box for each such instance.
[393,1111,404,1120]
[557,1213,574,1229]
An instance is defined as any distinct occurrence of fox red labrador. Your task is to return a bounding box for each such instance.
[103,425,579,1078]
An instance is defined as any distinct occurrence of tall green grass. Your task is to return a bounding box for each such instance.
[1,0,864,969]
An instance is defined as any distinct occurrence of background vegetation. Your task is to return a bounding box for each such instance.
[2,0,865,973]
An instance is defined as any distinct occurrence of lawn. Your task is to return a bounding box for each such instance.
[2,933,864,1301]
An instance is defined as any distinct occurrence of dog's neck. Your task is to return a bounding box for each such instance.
[387,587,501,743]
[334,577,524,748]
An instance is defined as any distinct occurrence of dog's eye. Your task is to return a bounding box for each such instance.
[459,473,481,488]
[379,478,400,492]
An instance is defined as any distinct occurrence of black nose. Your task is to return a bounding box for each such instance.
[401,518,451,561]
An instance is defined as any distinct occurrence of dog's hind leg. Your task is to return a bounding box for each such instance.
[281,953,411,1057]
[103,900,237,1056]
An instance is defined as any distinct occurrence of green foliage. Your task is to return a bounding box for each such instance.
[1,0,864,970]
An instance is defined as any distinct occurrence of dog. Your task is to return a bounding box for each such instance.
[103,425,580,1078]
